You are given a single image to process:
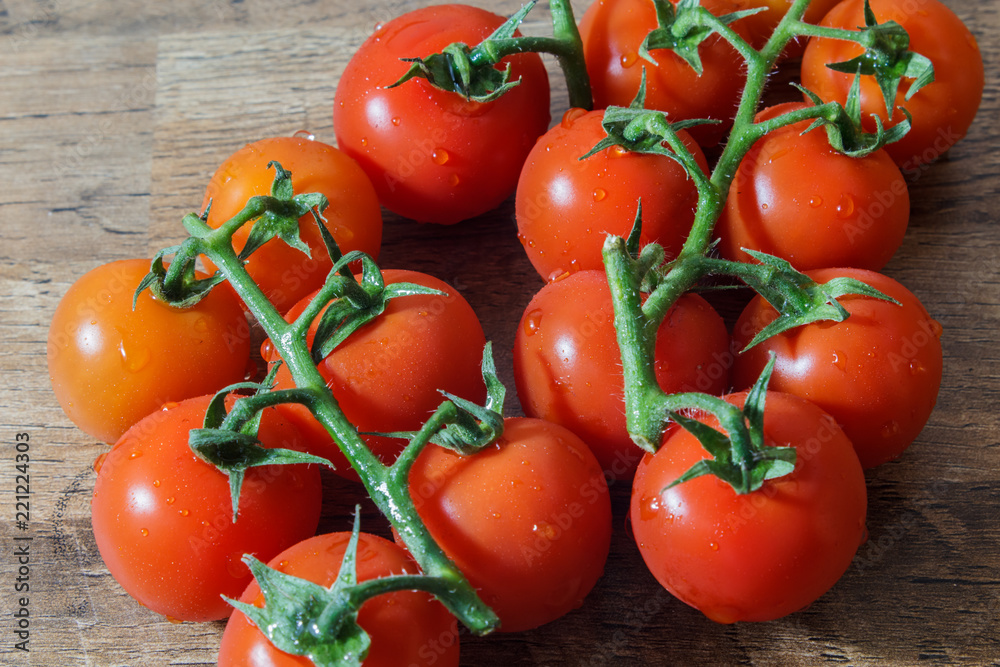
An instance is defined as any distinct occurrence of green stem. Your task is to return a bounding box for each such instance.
[200,217,499,635]
[469,0,592,109]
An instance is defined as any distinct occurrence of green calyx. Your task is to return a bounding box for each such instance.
[701,250,899,351]
[188,364,333,522]
[640,0,761,74]
[308,252,445,363]
[580,69,715,170]
[389,0,593,109]
[794,74,910,158]
[390,1,536,103]
[664,356,796,495]
[224,511,372,667]
[239,161,329,261]
[823,0,935,121]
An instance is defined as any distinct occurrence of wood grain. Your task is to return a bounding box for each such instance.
[1,0,998,664]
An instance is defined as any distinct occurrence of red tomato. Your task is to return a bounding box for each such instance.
[515,107,707,282]
[631,391,867,623]
[513,270,730,478]
[47,259,251,443]
[268,269,487,478]
[731,267,943,468]
[201,136,383,314]
[333,4,551,224]
[731,0,841,53]
[800,0,984,170]
[218,532,459,667]
[579,0,749,146]
[407,417,612,632]
[90,395,322,622]
[716,102,910,271]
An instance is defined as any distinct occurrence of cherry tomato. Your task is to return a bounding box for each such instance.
[731,0,841,53]
[333,4,551,224]
[406,417,613,633]
[631,390,867,623]
[579,0,750,146]
[731,267,943,468]
[201,136,383,313]
[268,269,487,478]
[218,531,459,667]
[515,107,707,282]
[90,395,323,622]
[800,0,984,170]
[47,258,251,444]
[513,270,730,479]
[716,102,910,271]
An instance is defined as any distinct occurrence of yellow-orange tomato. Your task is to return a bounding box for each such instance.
[202,136,383,313]
[47,258,251,443]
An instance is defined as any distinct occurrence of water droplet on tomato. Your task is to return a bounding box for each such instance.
[560,107,588,129]
[193,317,209,333]
[160,401,178,411]
[523,309,543,336]
[709,542,719,552]
[374,21,384,32]
[761,203,769,210]
[179,508,190,517]
[930,319,943,338]
[391,116,401,126]
[165,615,183,624]
[809,195,823,208]
[593,187,607,202]
[129,450,142,460]
[293,129,315,141]
[119,341,151,372]
[836,193,856,218]
[93,452,108,473]
[880,420,901,439]
[767,147,791,163]
[226,552,248,578]
[448,173,460,187]
[620,51,638,68]
[533,522,558,541]
[909,360,926,375]
[431,148,449,165]
[611,145,628,157]
[360,137,369,147]
[140,528,149,537]
[165,496,175,505]
[832,350,847,371]
[152,479,161,488]
[261,339,276,361]
[639,494,660,521]
[548,269,571,283]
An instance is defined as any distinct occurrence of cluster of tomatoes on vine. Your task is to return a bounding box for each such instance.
[46,0,982,664]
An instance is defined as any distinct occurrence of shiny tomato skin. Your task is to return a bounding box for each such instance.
[201,136,383,314]
[407,417,612,633]
[631,391,867,623]
[801,0,984,169]
[717,102,910,271]
[515,108,707,282]
[732,268,943,468]
[513,270,730,479]
[90,395,323,622]
[218,532,460,667]
[333,4,551,224]
[579,0,749,146]
[269,269,486,478]
[47,258,251,444]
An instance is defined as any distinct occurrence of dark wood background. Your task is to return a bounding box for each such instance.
[1,0,998,664]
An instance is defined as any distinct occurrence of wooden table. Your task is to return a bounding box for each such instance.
[2,0,997,664]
